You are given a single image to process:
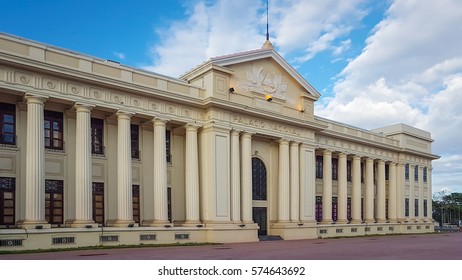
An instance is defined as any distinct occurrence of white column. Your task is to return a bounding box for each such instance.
[153,118,170,225]
[321,150,333,224]
[365,158,375,223]
[19,95,48,228]
[185,124,201,224]
[376,160,386,223]
[418,166,424,221]
[68,103,96,227]
[388,162,397,222]
[241,132,253,223]
[290,142,300,222]
[427,167,433,221]
[409,164,415,221]
[299,145,316,223]
[278,139,290,223]
[109,111,135,226]
[230,130,241,224]
[351,156,362,223]
[396,163,405,222]
[337,153,348,224]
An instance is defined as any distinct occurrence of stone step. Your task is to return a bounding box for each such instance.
[259,235,283,241]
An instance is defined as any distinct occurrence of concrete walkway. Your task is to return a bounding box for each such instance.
[1,232,461,260]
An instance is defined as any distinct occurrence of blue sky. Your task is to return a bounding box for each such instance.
[1,0,462,194]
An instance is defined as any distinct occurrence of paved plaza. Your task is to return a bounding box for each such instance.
[1,232,461,260]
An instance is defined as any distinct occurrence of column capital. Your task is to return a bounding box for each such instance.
[185,123,202,130]
[338,153,347,159]
[278,138,290,145]
[241,131,255,138]
[152,117,169,126]
[24,94,47,105]
[74,103,95,112]
[290,141,300,147]
[116,110,134,119]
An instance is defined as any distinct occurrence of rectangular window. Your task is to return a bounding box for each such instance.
[131,124,140,159]
[44,110,63,150]
[91,118,104,155]
[347,197,352,221]
[166,129,172,163]
[347,160,352,181]
[405,198,409,217]
[315,156,323,178]
[315,196,322,222]
[45,180,64,225]
[423,167,427,183]
[361,197,364,221]
[415,198,419,217]
[132,185,140,224]
[0,177,15,226]
[0,103,16,145]
[385,164,389,180]
[332,197,338,222]
[332,158,338,181]
[424,199,428,217]
[414,166,419,181]
[405,164,410,180]
[361,162,365,183]
[92,182,104,225]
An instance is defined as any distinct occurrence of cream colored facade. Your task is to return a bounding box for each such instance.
[0,33,439,251]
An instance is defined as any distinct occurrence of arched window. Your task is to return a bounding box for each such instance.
[252,157,267,200]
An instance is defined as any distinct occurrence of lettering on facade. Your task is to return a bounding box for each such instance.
[231,115,300,136]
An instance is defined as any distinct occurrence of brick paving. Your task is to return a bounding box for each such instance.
[1,232,461,260]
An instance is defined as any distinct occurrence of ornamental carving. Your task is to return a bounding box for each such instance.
[236,64,289,101]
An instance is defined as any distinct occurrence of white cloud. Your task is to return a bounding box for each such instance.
[113,52,126,60]
[316,0,462,193]
[143,0,367,77]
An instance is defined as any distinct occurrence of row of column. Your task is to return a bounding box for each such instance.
[20,94,193,228]
[319,150,432,224]
[276,139,316,224]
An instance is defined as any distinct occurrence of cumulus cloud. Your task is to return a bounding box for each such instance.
[143,0,367,76]
[316,0,462,193]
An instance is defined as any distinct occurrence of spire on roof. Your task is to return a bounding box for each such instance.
[262,0,274,49]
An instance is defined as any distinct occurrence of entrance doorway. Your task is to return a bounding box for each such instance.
[251,157,267,236]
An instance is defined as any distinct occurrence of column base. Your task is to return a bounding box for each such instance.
[364,219,376,223]
[65,219,98,228]
[17,219,51,229]
[336,219,349,224]
[376,219,387,223]
[106,219,137,227]
[350,219,362,224]
[321,219,334,224]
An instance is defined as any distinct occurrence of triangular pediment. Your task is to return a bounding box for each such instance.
[209,48,321,101]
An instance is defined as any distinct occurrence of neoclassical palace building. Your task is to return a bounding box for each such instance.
[0,33,439,250]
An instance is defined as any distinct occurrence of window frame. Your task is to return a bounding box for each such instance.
[91,118,104,155]
[92,182,105,225]
[0,102,16,146]
[332,158,338,181]
[0,177,15,226]
[131,124,140,159]
[44,110,64,151]
[45,179,64,225]
[315,156,323,179]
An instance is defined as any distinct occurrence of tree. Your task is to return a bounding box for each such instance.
[433,191,462,226]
